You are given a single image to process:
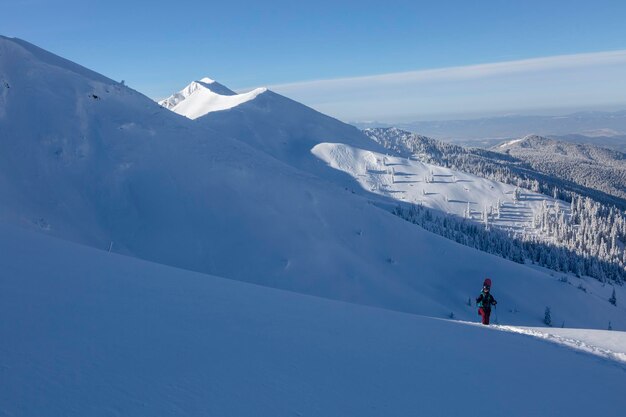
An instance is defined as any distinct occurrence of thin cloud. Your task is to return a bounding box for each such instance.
[263,50,626,122]
[271,50,626,91]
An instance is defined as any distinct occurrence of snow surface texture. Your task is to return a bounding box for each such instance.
[159,78,267,119]
[2,224,626,417]
[498,326,626,364]
[0,35,624,331]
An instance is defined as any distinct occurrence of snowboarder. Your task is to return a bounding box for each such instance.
[476,278,497,325]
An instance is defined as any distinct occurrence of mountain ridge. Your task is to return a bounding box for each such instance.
[158,78,267,118]
[162,78,384,177]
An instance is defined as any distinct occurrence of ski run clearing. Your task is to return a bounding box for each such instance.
[312,142,567,239]
[2,224,626,417]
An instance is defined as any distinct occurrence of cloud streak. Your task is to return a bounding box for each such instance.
[263,50,626,122]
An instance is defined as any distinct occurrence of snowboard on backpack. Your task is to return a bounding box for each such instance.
[483,278,492,287]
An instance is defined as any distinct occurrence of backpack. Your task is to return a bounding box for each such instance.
[478,292,492,308]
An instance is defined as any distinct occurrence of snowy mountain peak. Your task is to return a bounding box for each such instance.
[158,77,268,119]
[158,77,236,108]
[194,77,237,96]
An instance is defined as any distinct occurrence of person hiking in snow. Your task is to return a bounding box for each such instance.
[476,278,497,325]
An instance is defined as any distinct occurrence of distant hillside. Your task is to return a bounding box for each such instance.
[440,133,626,152]
[548,134,626,153]
[495,135,626,203]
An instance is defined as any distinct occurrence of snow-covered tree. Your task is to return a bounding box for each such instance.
[392,201,626,283]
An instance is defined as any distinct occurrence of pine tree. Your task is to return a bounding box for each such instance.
[544,306,552,326]
[609,288,617,306]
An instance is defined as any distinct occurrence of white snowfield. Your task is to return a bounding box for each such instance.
[1,224,626,417]
[159,77,267,119]
[312,142,567,235]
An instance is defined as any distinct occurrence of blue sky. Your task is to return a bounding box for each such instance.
[3,0,626,121]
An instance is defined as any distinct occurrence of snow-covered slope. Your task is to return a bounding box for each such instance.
[1,36,623,330]
[313,142,566,236]
[362,127,626,284]
[159,77,267,119]
[162,78,383,176]
[2,224,626,417]
[364,127,626,209]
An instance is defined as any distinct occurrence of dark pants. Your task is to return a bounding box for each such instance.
[478,307,491,325]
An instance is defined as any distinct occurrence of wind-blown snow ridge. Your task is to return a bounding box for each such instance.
[492,325,626,365]
[0,36,116,86]
[159,78,267,119]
